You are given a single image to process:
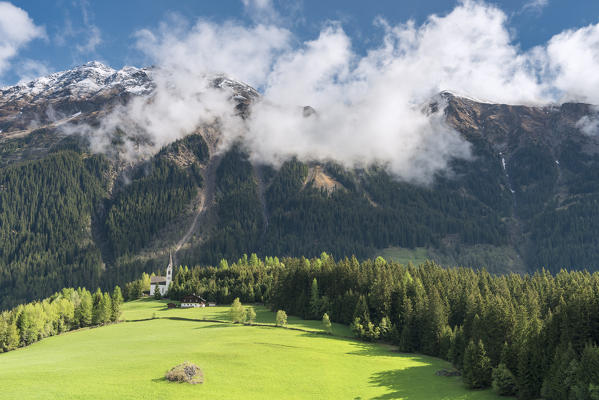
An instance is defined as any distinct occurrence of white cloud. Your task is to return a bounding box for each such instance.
[0,2,45,76]
[134,17,291,88]
[544,23,599,103]
[522,0,549,14]
[242,0,279,24]
[70,0,599,183]
[576,114,599,136]
[16,59,49,83]
[76,25,102,53]
[56,0,102,55]
[67,19,291,160]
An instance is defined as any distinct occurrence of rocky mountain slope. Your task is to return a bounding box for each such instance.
[1,61,599,308]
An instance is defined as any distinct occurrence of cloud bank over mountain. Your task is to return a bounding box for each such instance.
[65,0,599,183]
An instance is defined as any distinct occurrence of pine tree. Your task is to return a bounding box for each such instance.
[353,294,370,323]
[76,290,92,327]
[102,293,112,324]
[438,325,454,361]
[449,325,466,369]
[154,286,162,300]
[517,318,544,399]
[310,278,320,319]
[91,289,104,325]
[463,339,492,389]
[379,316,392,340]
[492,363,517,396]
[111,287,123,322]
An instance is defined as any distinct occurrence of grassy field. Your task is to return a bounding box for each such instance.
[377,247,430,265]
[0,299,504,399]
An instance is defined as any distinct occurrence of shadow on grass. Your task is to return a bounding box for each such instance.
[295,331,478,400]
[253,342,300,349]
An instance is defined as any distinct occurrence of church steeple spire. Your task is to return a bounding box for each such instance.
[166,251,173,289]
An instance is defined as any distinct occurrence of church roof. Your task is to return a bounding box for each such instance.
[151,276,167,284]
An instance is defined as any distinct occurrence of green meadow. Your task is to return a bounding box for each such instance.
[0,299,504,399]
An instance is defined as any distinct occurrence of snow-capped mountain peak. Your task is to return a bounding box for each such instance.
[0,61,154,104]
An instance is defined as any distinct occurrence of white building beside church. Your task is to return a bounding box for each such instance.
[150,253,173,297]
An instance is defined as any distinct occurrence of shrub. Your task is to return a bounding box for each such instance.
[322,313,332,334]
[276,310,287,327]
[229,298,245,323]
[247,307,257,325]
[165,362,204,384]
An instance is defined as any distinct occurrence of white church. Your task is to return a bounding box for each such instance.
[150,253,173,297]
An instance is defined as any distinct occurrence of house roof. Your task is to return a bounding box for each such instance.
[182,294,206,303]
[151,276,167,284]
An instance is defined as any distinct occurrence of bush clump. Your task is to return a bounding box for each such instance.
[165,362,204,384]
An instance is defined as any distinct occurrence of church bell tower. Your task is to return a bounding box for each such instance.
[166,252,173,290]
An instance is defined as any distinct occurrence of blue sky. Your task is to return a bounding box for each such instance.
[1,0,599,85]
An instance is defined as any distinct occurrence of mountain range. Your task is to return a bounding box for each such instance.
[1,61,599,309]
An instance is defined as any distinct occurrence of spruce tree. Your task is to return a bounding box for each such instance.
[76,290,92,327]
[463,339,492,389]
[353,294,370,323]
[102,293,112,324]
[310,278,320,319]
[111,287,123,322]
[492,363,517,396]
[91,289,104,325]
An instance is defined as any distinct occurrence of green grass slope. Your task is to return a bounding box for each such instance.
[0,300,504,400]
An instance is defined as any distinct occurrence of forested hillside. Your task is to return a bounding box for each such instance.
[0,133,208,309]
[0,152,105,309]
[3,68,599,309]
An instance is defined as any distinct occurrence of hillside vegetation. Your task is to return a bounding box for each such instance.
[4,94,599,311]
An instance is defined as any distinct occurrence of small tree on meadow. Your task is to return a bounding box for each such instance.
[102,292,112,324]
[247,307,257,325]
[154,286,162,300]
[111,286,123,322]
[229,298,245,323]
[276,310,287,327]
[76,289,92,327]
[91,289,104,325]
[322,313,332,334]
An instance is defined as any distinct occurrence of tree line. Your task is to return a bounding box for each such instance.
[0,286,123,353]
[163,254,599,399]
